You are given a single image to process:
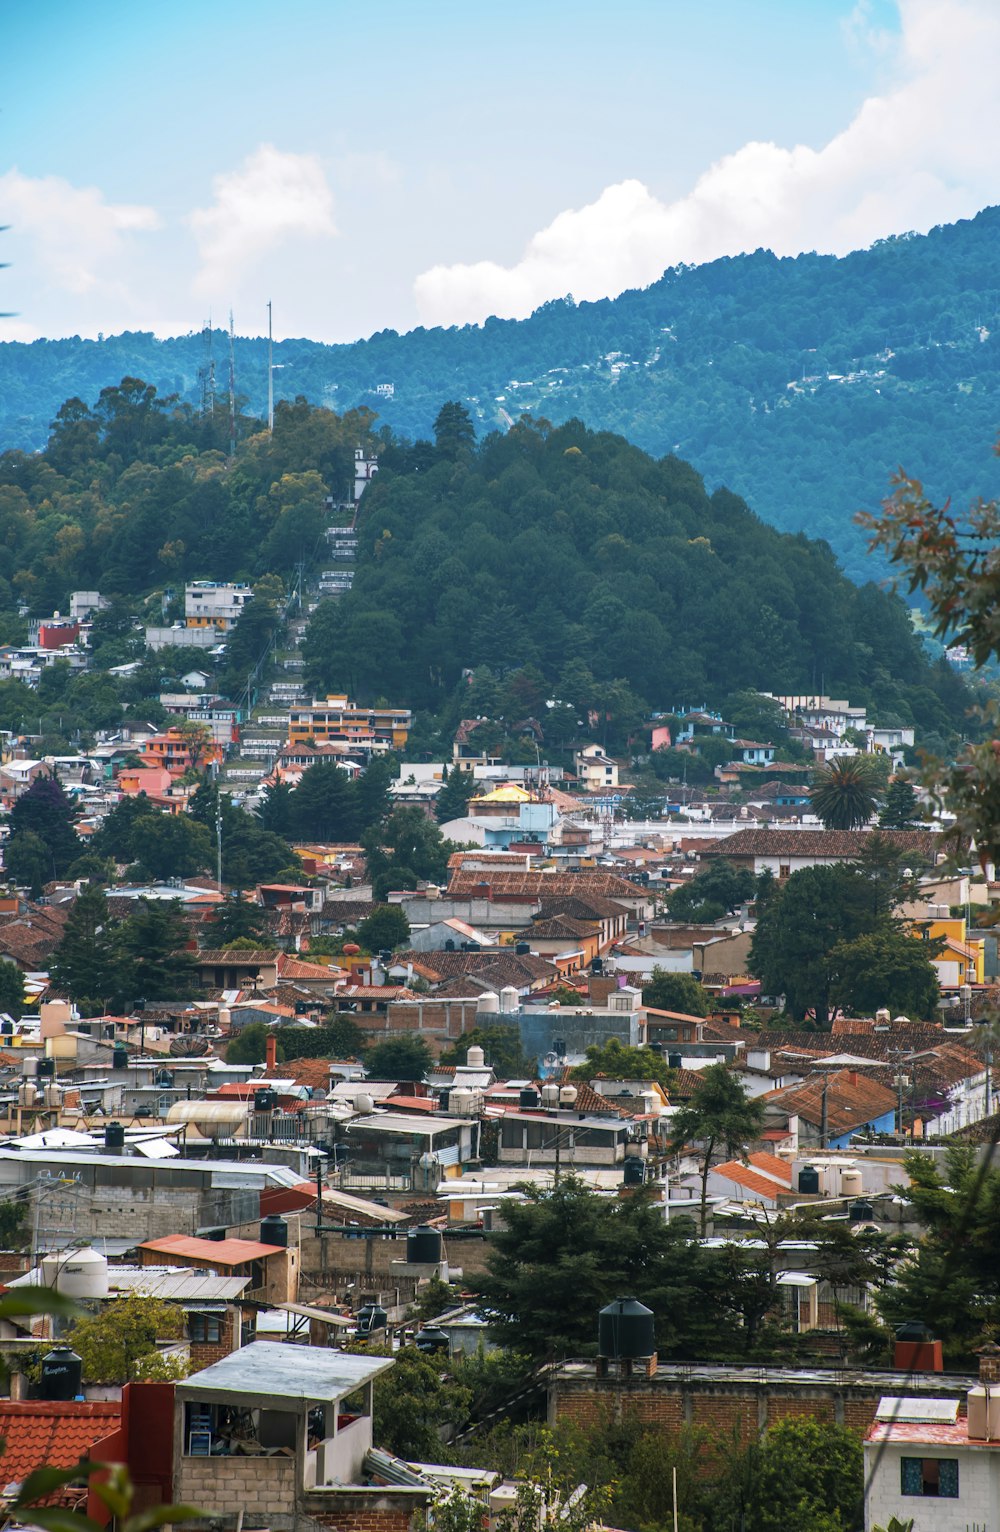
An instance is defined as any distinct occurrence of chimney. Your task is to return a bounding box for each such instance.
[265,1033,278,1072]
[978,1340,1000,1385]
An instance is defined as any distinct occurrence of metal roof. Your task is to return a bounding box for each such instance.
[178,1340,394,1406]
[347,1113,466,1137]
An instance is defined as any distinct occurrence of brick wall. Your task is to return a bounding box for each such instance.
[177,1453,296,1529]
[302,1487,431,1532]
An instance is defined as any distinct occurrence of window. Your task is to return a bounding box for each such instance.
[901,1457,959,1498]
[188,1313,223,1344]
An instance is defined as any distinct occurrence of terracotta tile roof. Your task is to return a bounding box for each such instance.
[139,1234,283,1264]
[521,916,599,940]
[747,1150,792,1184]
[707,828,941,860]
[712,1160,786,1200]
[535,894,630,922]
[276,954,346,982]
[393,949,557,988]
[447,870,646,902]
[281,1058,338,1089]
[196,949,280,964]
[0,1401,121,1492]
[765,1069,899,1136]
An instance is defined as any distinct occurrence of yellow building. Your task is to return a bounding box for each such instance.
[287,694,411,751]
[912,913,985,989]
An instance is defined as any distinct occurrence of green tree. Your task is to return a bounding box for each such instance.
[642,968,710,1016]
[669,1063,764,1235]
[9,774,80,877]
[210,896,269,946]
[830,927,939,1019]
[65,1292,188,1384]
[356,903,410,953]
[569,1037,676,1088]
[0,1197,29,1248]
[48,885,123,1014]
[4,831,51,899]
[720,1416,863,1532]
[367,1343,471,1458]
[810,754,881,830]
[434,766,476,825]
[748,864,876,1025]
[292,763,361,842]
[364,1035,433,1080]
[433,400,476,459]
[666,859,755,925]
[0,961,24,1017]
[879,776,921,829]
[89,792,158,861]
[278,1017,366,1060]
[258,780,297,837]
[226,1021,281,1065]
[364,807,452,901]
[119,898,197,1001]
[129,813,213,881]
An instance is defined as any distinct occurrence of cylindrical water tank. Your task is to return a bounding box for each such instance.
[43,1083,61,1109]
[40,1346,82,1401]
[357,1304,387,1337]
[667,1052,683,1071]
[0,1019,12,1036]
[541,1083,559,1108]
[41,1248,110,1300]
[112,1045,129,1071]
[840,1169,864,1199]
[449,1087,473,1116]
[353,1092,374,1114]
[476,992,499,1015]
[598,1297,655,1359]
[623,1158,646,1187]
[438,1089,451,1112]
[407,1225,443,1264]
[466,1045,486,1069]
[21,1056,38,1079]
[104,1122,125,1151]
[260,1214,288,1248]
[849,1199,875,1223]
[797,1166,821,1195]
[254,1087,278,1113]
[36,1057,55,1080]
[17,1082,38,1107]
[559,1085,578,1107]
[519,1088,540,1110]
[499,986,519,1014]
[217,1006,231,1031]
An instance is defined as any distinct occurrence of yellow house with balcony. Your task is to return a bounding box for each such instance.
[911,912,985,989]
[287,695,411,751]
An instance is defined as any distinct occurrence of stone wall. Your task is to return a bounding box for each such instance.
[177,1453,296,1529]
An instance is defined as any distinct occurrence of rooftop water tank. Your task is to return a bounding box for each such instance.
[36,1057,55,1080]
[797,1166,820,1195]
[254,1087,278,1113]
[515,942,531,956]
[840,1169,864,1199]
[356,1304,387,1337]
[353,1092,375,1114]
[541,1083,559,1108]
[623,1158,646,1187]
[260,1214,288,1248]
[449,1087,474,1116]
[104,1122,125,1151]
[519,1088,540,1110]
[112,1045,129,1071]
[21,1056,38,1079]
[849,1198,875,1223]
[40,1346,82,1401]
[466,1045,486,1069]
[559,1085,578,1107]
[598,1297,655,1359]
[438,1089,451,1112]
[40,1247,109,1301]
[17,1082,38,1107]
[406,1225,442,1264]
[43,1083,61,1109]
[667,1052,683,1071]
[499,986,519,1014]
[476,992,500,1015]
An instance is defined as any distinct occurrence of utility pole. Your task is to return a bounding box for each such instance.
[267,300,274,435]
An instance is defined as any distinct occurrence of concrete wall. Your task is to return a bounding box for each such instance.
[865,1441,1000,1532]
[177,1453,297,1529]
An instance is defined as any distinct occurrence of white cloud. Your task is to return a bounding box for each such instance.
[0,170,159,295]
[414,0,1000,327]
[188,144,337,297]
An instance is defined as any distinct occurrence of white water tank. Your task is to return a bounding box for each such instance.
[449,1087,474,1116]
[40,1247,110,1300]
[499,986,520,1014]
[466,1045,486,1069]
[17,1082,38,1107]
[353,1092,374,1114]
[218,1007,231,1031]
[21,1056,38,1079]
[841,1168,864,1199]
[559,1085,578,1107]
[541,1083,559,1108]
[476,992,500,1015]
[43,1083,61,1109]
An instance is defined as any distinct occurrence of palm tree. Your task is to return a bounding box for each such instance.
[811,754,880,830]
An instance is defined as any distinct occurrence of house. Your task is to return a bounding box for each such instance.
[674,710,736,743]
[0,1398,123,1517]
[496,1104,644,1172]
[184,580,253,633]
[574,744,619,790]
[287,694,411,752]
[762,1069,899,1150]
[707,828,941,879]
[452,719,503,774]
[341,1110,480,1190]
[173,1343,430,1531]
[730,739,776,767]
[864,1357,1000,1532]
[195,949,280,991]
[138,1233,298,1306]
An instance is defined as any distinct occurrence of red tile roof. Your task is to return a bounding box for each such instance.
[0,1401,121,1492]
[138,1234,283,1264]
[707,828,941,860]
[712,1160,785,1200]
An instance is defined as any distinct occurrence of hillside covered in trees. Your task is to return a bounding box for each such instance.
[303,408,967,741]
[4,207,1000,578]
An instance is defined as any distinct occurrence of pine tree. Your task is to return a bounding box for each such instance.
[49,885,124,1014]
[9,775,80,877]
[119,899,197,1001]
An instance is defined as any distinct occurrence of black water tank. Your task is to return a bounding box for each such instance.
[0,1020,12,1035]
[41,1346,82,1401]
[519,1087,540,1110]
[254,1088,278,1112]
[848,1199,875,1223]
[356,1304,387,1336]
[623,1158,646,1187]
[797,1166,820,1194]
[590,957,603,974]
[438,1089,451,1112]
[599,1297,655,1359]
[896,1320,931,1343]
[261,1214,288,1248]
[515,942,531,956]
[667,1052,683,1071]
[203,1228,227,1242]
[112,1045,129,1071]
[104,1122,125,1151]
[36,1057,55,1079]
[407,1225,442,1264]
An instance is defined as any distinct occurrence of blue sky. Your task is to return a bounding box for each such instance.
[3,0,998,342]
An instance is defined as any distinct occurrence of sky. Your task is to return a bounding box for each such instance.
[2,0,999,344]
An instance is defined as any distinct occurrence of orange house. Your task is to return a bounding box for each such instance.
[138,728,224,778]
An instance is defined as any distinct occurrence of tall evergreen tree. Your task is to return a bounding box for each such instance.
[49,885,124,1014]
[119,899,197,1001]
[8,775,80,877]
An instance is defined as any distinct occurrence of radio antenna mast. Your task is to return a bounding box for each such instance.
[267,300,274,434]
[228,310,236,459]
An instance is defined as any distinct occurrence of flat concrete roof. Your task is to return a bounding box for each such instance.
[178,1341,394,1407]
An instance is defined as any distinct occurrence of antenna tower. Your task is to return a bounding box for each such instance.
[267,300,274,434]
[228,310,236,459]
[199,316,216,416]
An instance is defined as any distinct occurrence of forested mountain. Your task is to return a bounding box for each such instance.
[3,207,1000,578]
[303,410,966,741]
